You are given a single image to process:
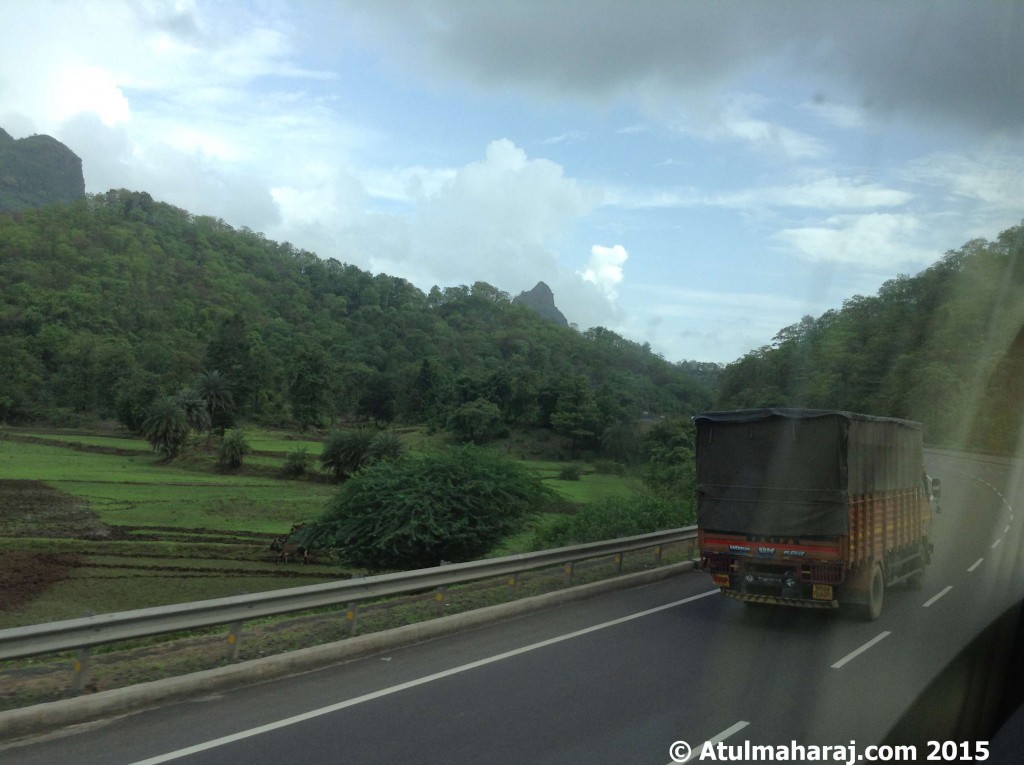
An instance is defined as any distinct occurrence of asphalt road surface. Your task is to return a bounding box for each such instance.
[5,450,1022,765]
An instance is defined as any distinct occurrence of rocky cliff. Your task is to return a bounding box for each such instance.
[0,128,86,212]
[512,281,569,327]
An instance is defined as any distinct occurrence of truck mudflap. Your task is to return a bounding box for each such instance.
[721,588,839,609]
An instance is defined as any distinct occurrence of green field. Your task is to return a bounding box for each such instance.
[0,429,641,629]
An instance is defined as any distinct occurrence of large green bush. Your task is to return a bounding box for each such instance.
[307,446,554,569]
[532,492,692,549]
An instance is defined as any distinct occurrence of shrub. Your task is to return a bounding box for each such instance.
[593,459,626,475]
[447,398,505,444]
[368,430,404,462]
[319,428,375,481]
[319,428,404,481]
[218,428,251,470]
[558,463,583,481]
[306,446,555,570]
[531,492,692,549]
[282,446,311,477]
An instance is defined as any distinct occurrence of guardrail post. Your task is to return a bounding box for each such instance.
[654,545,663,565]
[614,553,623,574]
[71,647,91,695]
[434,585,447,615]
[507,573,518,592]
[346,602,359,636]
[226,620,244,661]
[563,561,574,587]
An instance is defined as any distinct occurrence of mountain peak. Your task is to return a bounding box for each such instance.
[0,128,86,213]
[513,281,569,327]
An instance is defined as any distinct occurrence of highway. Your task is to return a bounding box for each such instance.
[4,450,1022,764]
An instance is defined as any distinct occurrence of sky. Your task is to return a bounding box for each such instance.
[1,1,1022,364]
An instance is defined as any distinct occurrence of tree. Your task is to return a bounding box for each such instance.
[549,376,601,458]
[600,420,641,463]
[203,313,260,415]
[288,345,334,429]
[142,396,190,460]
[195,370,235,432]
[357,372,397,425]
[175,387,211,433]
[306,447,554,569]
[368,430,405,462]
[447,398,505,444]
[319,428,376,481]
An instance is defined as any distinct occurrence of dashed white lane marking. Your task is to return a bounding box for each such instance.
[1005,525,1011,534]
[666,721,751,765]
[923,586,953,607]
[968,558,984,572]
[992,538,1003,549]
[831,632,891,669]
[701,721,751,748]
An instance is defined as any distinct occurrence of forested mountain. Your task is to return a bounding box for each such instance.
[715,225,1024,453]
[0,190,712,450]
[0,129,85,213]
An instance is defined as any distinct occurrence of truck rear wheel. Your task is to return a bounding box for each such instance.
[865,563,884,621]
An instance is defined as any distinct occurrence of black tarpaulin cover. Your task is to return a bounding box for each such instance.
[694,408,924,537]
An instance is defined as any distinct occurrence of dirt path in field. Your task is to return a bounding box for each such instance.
[0,479,112,539]
[2,432,151,456]
[0,551,83,611]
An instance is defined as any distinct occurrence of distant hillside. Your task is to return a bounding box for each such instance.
[714,224,1024,453]
[513,281,569,327]
[0,128,85,212]
[0,189,713,457]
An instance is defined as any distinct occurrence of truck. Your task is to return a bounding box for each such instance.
[695,408,937,620]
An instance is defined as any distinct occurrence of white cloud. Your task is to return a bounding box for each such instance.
[579,244,628,298]
[56,66,131,126]
[603,174,910,212]
[905,149,1024,213]
[406,139,602,283]
[716,113,825,160]
[801,100,866,130]
[775,213,935,268]
[712,175,912,210]
[359,166,458,205]
[624,284,819,363]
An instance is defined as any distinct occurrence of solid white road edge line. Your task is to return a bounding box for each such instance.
[922,586,953,608]
[831,632,891,669]
[130,589,720,765]
[967,558,984,572]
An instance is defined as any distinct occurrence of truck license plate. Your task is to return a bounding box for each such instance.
[812,584,833,600]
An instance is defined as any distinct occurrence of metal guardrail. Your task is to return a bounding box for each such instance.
[0,527,697,664]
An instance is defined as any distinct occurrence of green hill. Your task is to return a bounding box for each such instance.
[714,225,1024,453]
[0,189,711,456]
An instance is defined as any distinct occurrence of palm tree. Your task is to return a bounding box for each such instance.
[175,387,210,433]
[142,396,190,460]
[320,428,375,481]
[369,430,405,462]
[196,370,235,433]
